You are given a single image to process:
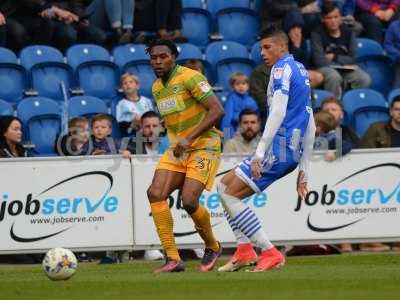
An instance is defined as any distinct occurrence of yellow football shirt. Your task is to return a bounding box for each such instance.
[152,65,221,152]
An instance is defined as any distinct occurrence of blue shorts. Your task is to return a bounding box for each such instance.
[236,143,299,193]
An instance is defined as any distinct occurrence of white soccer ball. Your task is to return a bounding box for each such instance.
[42,248,78,280]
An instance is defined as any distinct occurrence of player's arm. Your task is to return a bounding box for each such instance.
[186,95,224,142]
[251,90,288,178]
[297,111,316,199]
[251,65,291,178]
[173,81,224,157]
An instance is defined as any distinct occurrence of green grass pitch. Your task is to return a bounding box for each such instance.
[0,254,399,300]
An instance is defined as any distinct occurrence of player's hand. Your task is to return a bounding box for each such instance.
[173,138,191,158]
[251,159,262,179]
[296,171,308,200]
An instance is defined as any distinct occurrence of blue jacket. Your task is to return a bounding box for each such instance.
[220,92,259,139]
[318,0,355,16]
[384,20,400,62]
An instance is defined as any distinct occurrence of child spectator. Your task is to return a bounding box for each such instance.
[314,110,353,161]
[220,72,260,139]
[384,19,400,87]
[55,117,89,156]
[116,73,155,137]
[82,113,130,157]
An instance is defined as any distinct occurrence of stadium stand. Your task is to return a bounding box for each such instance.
[66,44,119,106]
[0,47,26,106]
[182,7,213,49]
[20,45,73,102]
[312,89,335,110]
[0,99,14,116]
[216,8,259,47]
[356,38,385,59]
[17,97,61,156]
[342,89,388,129]
[207,0,252,16]
[68,96,108,119]
[182,0,206,9]
[388,88,400,105]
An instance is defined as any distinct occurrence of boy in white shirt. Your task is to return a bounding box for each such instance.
[116,73,155,136]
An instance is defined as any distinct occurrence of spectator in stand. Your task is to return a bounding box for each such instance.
[0,116,28,158]
[298,0,322,37]
[0,10,5,47]
[361,96,400,148]
[260,0,299,30]
[220,72,259,139]
[355,0,400,43]
[284,10,324,89]
[321,0,364,35]
[223,109,261,153]
[134,0,187,42]
[321,96,360,147]
[249,63,271,123]
[86,0,136,44]
[55,117,90,156]
[47,0,106,49]
[0,0,77,51]
[359,96,400,252]
[314,110,353,161]
[384,19,400,87]
[81,114,131,156]
[311,2,371,97]
[116,73,155,137]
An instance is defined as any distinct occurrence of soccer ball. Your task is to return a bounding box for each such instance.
[42,248,78,280]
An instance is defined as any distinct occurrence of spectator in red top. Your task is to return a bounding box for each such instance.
[355,0,400,43]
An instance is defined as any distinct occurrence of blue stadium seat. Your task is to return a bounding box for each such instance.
[66,44,110,69]
[66,44,119,105]
[176,43,203,62]
[17,97,61,156]
[0,47,27,105]
[250,42,262,65]
[112,44,148,69]
[182,0,205,8]
[342,89,388,126]
[20,45,73,101]
[312,89,335,110]
[182,8,213,48]
[388,88,400,105]
[175,43,214,82]
[356,38,384,59]
[0,99,14,116]
[216,8,259,47]
[205,41,249,66]
[357,55,394,95]
[216,58,256,90]
[207,0,251,16]
[354,109,389,138]
[205,41,253,88]
[215,91,229,104]
[68,96,108,118]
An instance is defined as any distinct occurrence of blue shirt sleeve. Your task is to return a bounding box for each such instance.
[272,63,292,96]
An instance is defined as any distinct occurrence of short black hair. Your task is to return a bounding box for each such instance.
[141,110,161,122]
[391,95,400,108]
[259,25,289,44]
[321,1,340,16]
[146,39,179,58]
[239,109,260,123]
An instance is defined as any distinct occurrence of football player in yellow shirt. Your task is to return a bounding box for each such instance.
[146,39,224,273]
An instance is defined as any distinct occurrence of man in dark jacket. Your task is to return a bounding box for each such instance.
[311,2,371,97]
[361,96,400,148]
[0,0,78,51]
[48,0,106,49]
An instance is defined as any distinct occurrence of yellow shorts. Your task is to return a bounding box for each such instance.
[156,149,221,191]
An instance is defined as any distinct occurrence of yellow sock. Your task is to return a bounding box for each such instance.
[150,201,180,261]
[191,206,219,252]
